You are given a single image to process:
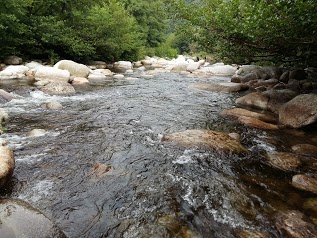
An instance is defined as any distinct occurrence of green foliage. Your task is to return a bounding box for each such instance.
[0,0,170,62]
[166,0,317,67]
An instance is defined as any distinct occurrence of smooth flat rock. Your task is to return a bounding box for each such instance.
[40,82,76,95]
[238,116,279,130]
[222,108,277,123]
[162,129,248,155]
[236,92,269,110]
[0,198,66,238]
[291,144,317,157]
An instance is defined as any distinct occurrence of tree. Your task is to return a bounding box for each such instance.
[165,0,317,67]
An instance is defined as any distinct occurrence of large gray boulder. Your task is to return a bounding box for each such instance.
[0,198,66,238]
[35,66,70,83]
[54,60,90,78]
[0,144,14,187]
[279,94,317,128]
[113,61,132,73]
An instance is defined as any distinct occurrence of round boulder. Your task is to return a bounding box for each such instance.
[0,198,66,238]
[54,60,90,78]
[40,81,76,95]
[27,129,47,137]
[0,145,14,187]
[113,61,132,73]
[35,66,70,83]
[42,101,63,110]
[279,94,317,128]
[4,55,22,65]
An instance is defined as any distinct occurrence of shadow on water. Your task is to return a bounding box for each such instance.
[0,72,317,237]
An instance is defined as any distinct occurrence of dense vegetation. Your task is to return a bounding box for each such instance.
[166,0,317,67]
[1,0,317,67]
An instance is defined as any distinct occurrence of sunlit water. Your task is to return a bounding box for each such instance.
[1,72,317,237]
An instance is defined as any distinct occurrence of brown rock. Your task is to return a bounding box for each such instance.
[190,82,248,93]
[279,94,317,128]
[276,210,317,238]
[238,116,279,130]
[292,144,317,157]
[289,69,307,81]
[236,229,269,238]
[235,92,269,110]
[222,108,277,123]
[241,73,258,83]
[279,71,290,83]
[262,89,298,114]
[231,75,241,83]
[0,145,14,187]
[266,152,301,171]
[162,129,248,155]
[292,174,317,194]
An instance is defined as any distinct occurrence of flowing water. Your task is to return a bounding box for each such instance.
[0,72,317,237]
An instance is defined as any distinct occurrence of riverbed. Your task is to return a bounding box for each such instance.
[1,71,316,237]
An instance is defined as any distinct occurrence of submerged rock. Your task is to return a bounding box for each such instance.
[162,129,248,155]
[42,101,63,110]
[27,129,47,137]
[291,144,317,157]
[235,229,269,238]
[0,145,14,187]
[221,108,277,123]
[190,82,248,93]
[266,152,301,171]
[238,116,279,130]
[0,89,21,101]
[279,94,317,128]
[275,210,317,238]
[0,198,66,238]
[292,174,317,194]
[40,81,76,95]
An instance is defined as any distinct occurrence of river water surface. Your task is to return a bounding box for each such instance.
[1,72,317,237]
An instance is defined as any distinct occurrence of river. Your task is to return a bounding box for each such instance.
[0,71,316,237]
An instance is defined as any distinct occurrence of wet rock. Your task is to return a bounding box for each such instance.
[273,83,287,90]
[40,81,76,95]
[303,198,317,214]
[238,116,279,130]
[231,75,241,83]
[42,101,63,110]
[0,65,29,80]
[4,55,22,65]
[190,82,248,93]
[262,89,298,114]
[292,174,317,194]
[89,163,112,178]
[221,108,277,123]
[71,77,89,85]
[0,89,20,101]
[27,129,47,137]
[287,79,301,92]
[266,152,301,171]
[291,144,317,157]
[235,229,269,238]
[34,80,50,86]
[253,78,279,88]
[54,59,90,78]
[228,132,241,141]
[0,198,66,238]
[235,92,269,110]
[113,61,132,73]
[235,65,262,76]
[279,94,317,128]
[35,66,70,83]
[88,73,107,81]
[275,210,317,238]
[0,145,14,187]
[162,129,248,155]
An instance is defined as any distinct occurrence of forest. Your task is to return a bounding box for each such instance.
[1,0,317,67]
